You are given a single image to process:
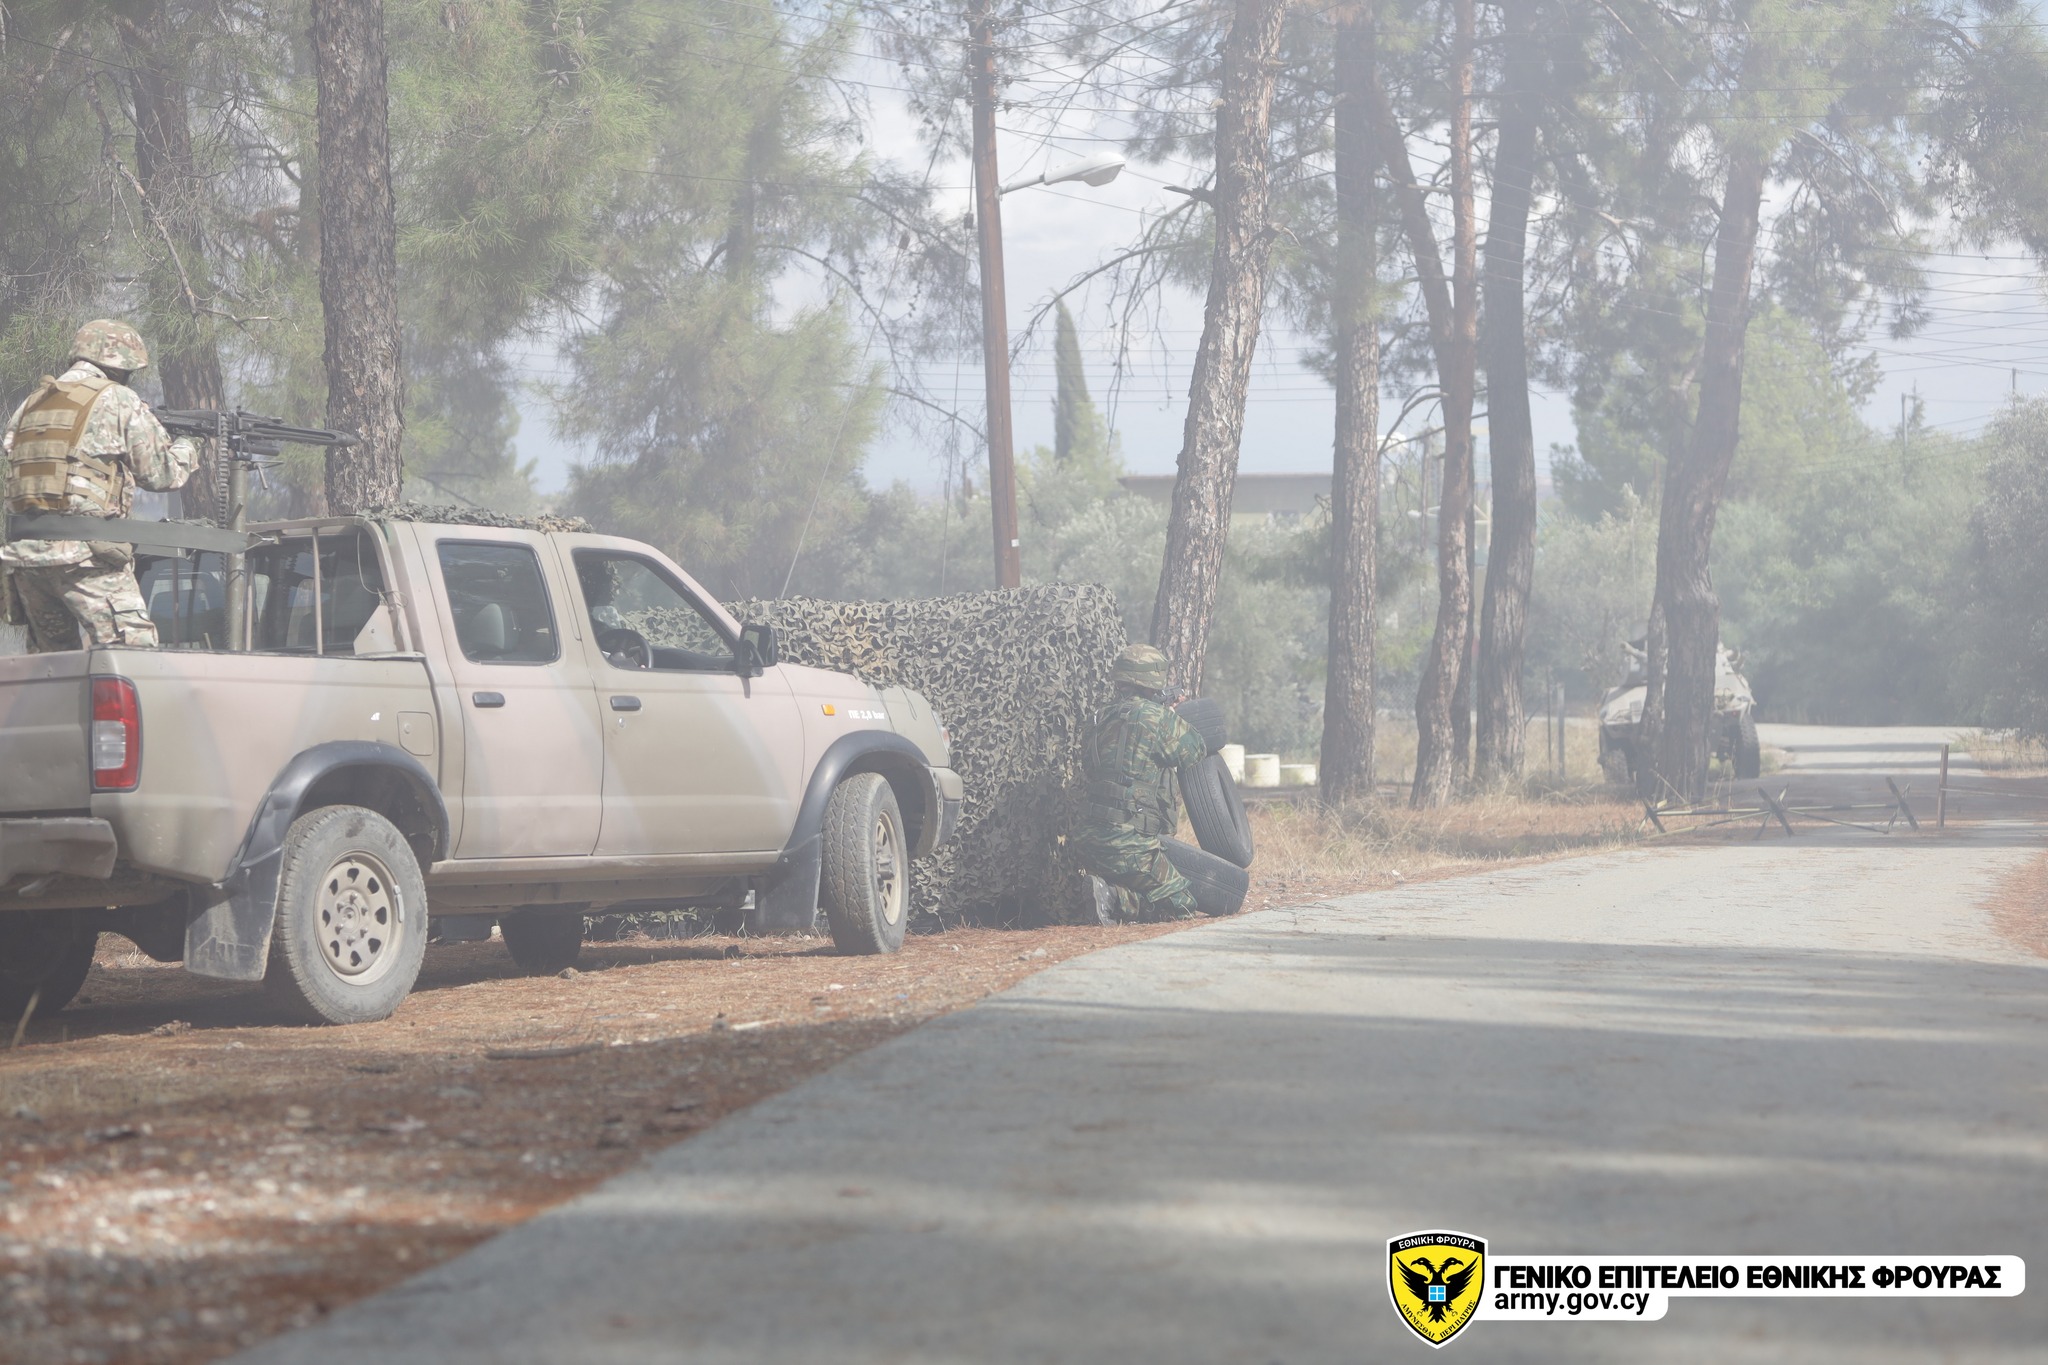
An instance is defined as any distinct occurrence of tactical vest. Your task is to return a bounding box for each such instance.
[1078,696,1179,837]
[7,375,120,514]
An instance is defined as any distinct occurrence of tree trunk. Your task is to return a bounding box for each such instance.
[1401,0,1479,808]
[1649,146,1768,802]
[312,0,405,512]
[1149,0,1290,692]
[1474,8,1541,786]
[119,6,228,523]
[1319,2,1381,809]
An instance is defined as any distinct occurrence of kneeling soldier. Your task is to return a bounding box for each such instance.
[1072,644,1210,922]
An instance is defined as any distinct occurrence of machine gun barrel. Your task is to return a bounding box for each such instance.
[151,408,361,449]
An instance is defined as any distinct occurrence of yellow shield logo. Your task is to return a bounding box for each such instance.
[1388,1231,1486,1347]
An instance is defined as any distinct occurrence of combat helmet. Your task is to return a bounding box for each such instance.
[1110,643,1170,691]
[70,319,150,373]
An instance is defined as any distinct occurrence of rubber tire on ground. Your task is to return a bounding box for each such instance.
[1160,836,1251,918]
[264,805,428,1026]
[821,772,909,955]
[1733,710,1762,780]
[1180,753,1255,868]
[0,913,97,1021]
[1174,696,1229,753]
[500,910,587,975]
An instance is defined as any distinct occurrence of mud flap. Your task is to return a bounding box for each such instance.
[748,837,821,935]
[182,849,284,982]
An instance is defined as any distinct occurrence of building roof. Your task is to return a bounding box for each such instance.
[1118,472,1331,517]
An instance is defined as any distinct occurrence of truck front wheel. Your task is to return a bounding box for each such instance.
[821,772,908,955]
[265,805,427,1025]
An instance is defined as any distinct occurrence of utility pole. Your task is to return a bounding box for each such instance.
[970,4,1021,590]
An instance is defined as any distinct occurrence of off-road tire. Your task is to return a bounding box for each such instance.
[264,805,427,1025]
[1175,696,1229,753]
[500,910,586,975]
[1734,710,1762,780]
[1180,754,1255,868]
[0,913,97,1021]
[1160,836,1251,918]
[822,772,909,955]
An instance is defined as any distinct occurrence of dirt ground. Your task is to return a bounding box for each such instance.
[0,795,1647,1365]
[1990,849,2048,960]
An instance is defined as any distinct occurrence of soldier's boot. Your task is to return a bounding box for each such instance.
[1087,875,1120,927]
[1140,886,1200,923]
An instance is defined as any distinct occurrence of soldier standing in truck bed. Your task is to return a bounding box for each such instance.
[2,320,197,651]
[1072,643,1210,922]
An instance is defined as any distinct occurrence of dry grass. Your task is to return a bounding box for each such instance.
[1953,729,2048,777]
[1363,711,1608,790]
[1238,779,1648,911]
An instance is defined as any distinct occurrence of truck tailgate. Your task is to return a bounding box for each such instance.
[0,651,90,812]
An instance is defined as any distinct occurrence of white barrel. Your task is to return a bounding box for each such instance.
[1280,763,1318,787]
[1242,753,1281,788]
[1218,743,1247,784]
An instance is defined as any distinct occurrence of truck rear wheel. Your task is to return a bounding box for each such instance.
[500,909,586,975]
[0,912,97,1022]
[821,772,908,955]
[265,805,427,1025]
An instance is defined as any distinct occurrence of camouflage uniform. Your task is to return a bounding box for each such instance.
[1072,644,1209,921]
[2,321,197,651]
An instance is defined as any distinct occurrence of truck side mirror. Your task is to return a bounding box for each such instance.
[737,622,778,676]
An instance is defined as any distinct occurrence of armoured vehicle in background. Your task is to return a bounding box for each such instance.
[0,513,962,1025]
[1598,640,1760,786]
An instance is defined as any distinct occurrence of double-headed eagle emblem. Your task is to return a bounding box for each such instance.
[1388,1232,1486,1347]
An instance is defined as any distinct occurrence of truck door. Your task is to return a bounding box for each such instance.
[566,548,802,856]
[429,537,605,858]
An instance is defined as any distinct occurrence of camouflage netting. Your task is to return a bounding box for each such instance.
[728,585,1127,927]
[365,503,596,534]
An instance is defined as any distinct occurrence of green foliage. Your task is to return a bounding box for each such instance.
[1052,301,1107,464]
[1537,308,1987,726]
[562,288,882,600]
[1525,489,1658,699]
[1713,429,1979,724]
[1553,307,1879,519]
[400,344,537,514]
[1960,402,2048,736]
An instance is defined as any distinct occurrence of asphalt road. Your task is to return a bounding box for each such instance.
[240,727,2048,1364]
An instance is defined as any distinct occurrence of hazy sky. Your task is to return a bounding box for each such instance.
[510,43,2047,501]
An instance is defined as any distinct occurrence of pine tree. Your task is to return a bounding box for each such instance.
[1053,301,1095,464]
[1318,0,1382,808]
[313,0,405,511]
[1151,0,1292,693]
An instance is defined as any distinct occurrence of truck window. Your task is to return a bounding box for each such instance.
[245,529,391,655]
[137,552,230,650]
[437,541,560,664]
[571,550,734,673]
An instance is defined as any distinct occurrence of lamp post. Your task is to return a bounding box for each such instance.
[969,14,1122,588]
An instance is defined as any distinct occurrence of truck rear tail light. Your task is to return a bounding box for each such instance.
[90,676,141,791]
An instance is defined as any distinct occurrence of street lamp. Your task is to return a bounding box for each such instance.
[1001,154,1128,195]
[968,32,1125,589]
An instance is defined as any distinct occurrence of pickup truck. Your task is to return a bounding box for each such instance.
[0,513,963,1025]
